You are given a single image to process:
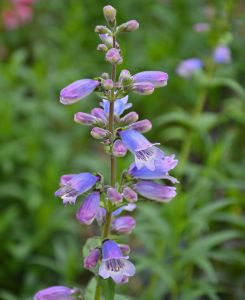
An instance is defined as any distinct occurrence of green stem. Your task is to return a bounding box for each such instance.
[94,280,101,300]
[94,34,117,300]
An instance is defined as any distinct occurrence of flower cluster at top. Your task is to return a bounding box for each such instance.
[1,0,35,30]
[34,5,178,299]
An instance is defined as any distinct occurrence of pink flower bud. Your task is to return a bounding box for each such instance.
[103,79,114,90]
[129,119,152,133]
[123,187,138,202]
[120,111,139,125]
[119,244,131,255]
[107,187,123,203]
[74,112,97,126]
[117,20,139,32]
[97,44,108,52]
[91,108,107,123]
[119,69,132,84]
[91,127,109,139]
[84,248,100,270]
[95,25,110,34]
[132,82,154,95]
[103,5,117,24]
[112,140,127,157]
[106,48,123,64]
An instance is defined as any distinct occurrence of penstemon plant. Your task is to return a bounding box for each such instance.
[34,5,178,300]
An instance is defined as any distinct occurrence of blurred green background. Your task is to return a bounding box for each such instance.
[0,0,244,299]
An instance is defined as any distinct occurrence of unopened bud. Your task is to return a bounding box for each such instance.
[74,112,97,126]
[91,127,109,139]
[103,79,114,90]
[105,48,123,64]
[99,34,113,48]
[97,44,108,52]
[119,244,131,255]
[123,187,138,202]
[132,82,154,95]
[119,69,132,86]
[107,187,123,203]
[120,111,139,125]
[91,108,107,123]
[84,248,100,270]
[117,20,139,33]
[101,72,110,80]
[129,119,152,133]
[95,25,111,34]
[112,140,127,157]
[103,5,116,25]
[111,216,136,234]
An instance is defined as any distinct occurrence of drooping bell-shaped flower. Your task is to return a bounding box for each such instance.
[133,71,168,87]
[76,192,100,225]
[213,46,231,64]
[55,173,99,205]
[60,79,99,105]
[34,286,77,300]
[119,129,164,171]
[135,180,176,202]
[100,96,132,117]
[129,154,178,183]
[84,248,100,270]
[99,240,135,284]
[112,216,136,234]
[176,58,203,78]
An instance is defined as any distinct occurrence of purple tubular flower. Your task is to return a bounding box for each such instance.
[176,58,203,78]
[112,216,136,234]
[84,248,100,270]
[213,46,231,64]
[123,186,138,202]
[119,129,164,171]
[100,96,132,116]
[129,119,152,133]
[133,71,168,87]
[91,127,109,139]
[112,140,128,157]
[132,82,154,95]
[74,112,97,126]
[107,187,123,203]
[34,286,76,300]
[120,111,139,125]
[55,173,99,205]
[91,108,107,123]
[76,192,100,225]
[129,154,179,183]
[60,79,99,105]
[135,181,177,202]
[99,240,135,284]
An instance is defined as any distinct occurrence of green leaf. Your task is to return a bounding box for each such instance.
[85,277,97,300]
[207,77,245,98]
[100,278,115,300]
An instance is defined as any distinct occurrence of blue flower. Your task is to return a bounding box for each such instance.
[100,96,132,116]
[135,180,176,202]
[34,286,77,300]
[76,192,100,225]
[119,129,164,171]
[176,58,203,78]
[99,240,135,284]
[129,154,178,183]
[55,173,99,204]
[213,46,231,64]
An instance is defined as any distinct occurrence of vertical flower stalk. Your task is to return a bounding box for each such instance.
[34,4,178,300]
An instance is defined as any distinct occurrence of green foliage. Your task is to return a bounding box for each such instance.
[0,0,244,299]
